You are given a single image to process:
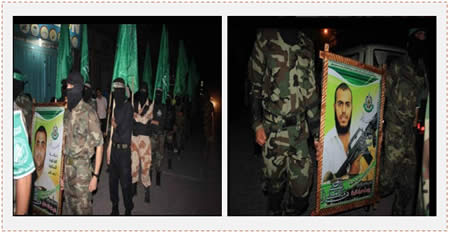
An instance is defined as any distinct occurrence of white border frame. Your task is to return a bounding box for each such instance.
[2,1,447,231]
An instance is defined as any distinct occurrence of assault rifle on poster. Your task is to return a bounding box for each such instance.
[335,113,378,178]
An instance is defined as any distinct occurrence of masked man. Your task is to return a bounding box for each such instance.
[380,28,428,215]
[131,83,153,203]
[63,72,103,215]
[150,89,166,186]
[107,78,134,215]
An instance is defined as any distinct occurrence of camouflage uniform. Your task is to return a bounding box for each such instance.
[248,29,320,215]
[131,100,153,188]
[380,56,426,215]
[151,105,166,173]
[63,100,103,215]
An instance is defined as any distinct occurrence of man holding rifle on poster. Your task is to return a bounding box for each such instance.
[322,83,375,182]
[62,72,104,215]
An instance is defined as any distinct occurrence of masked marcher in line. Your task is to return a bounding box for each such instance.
[249,29,320,215]
[131,83,154,203]
[13,70,35,215]
[174,95,185,156]
[150,88,166,186]
[165,93,176,154]
[202,91,215,158]
[62,72,104,215]
[107,78,134,215]
[83,82,97,112]
[380,28,428,215]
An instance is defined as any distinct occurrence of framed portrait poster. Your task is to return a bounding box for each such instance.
[31,103,65,215]
[313,44,385,215]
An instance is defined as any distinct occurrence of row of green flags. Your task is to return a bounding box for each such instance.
[55,24,200,103]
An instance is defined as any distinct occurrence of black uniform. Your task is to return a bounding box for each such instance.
[109,99,134,213]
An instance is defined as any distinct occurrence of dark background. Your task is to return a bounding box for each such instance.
[14,16,222,103]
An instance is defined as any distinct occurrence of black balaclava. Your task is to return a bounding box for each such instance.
[83,83,93,102]
[175,96,181,106]
[139,84,148,106]
[407,29,426,66]
[154,89,163,105]
[66,72,84,111]
[113,78,126,107]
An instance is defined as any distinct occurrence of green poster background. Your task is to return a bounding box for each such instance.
[31,106,64,215]
[320,60,381,210]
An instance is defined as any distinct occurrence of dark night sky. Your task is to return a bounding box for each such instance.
[228,16,436,115]
[14,17,222,103]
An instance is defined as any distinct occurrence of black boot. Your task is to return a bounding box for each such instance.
[110,204,119,216]
[156,171,161,186]
[131,183,137,197]
[145,187,150,203]
[267,192,283,216]
[125,209,132,216]
[286,195,309,216]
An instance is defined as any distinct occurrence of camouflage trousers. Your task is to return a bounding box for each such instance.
[380,124,417,215]
[64,156,93,215]
[151,133,165,172]
[131,135,152,188]
[262,122,313,199]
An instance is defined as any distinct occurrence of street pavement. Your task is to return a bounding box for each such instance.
[228,109,411,216]
[63,119,222,216]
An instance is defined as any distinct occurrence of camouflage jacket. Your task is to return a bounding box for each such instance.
[385,56,426,128]
[15,93,33,132]
[248,29,320,137]
[64,100,104,159]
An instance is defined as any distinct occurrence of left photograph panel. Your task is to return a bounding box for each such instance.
[12,17,222,216]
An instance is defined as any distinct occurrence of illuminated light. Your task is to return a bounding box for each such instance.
[421,126,425,131]
[38,38,42,47]
[417,123,421,129]
[323,28,329,35]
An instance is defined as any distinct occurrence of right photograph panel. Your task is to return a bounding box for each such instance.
[228,16,436,216]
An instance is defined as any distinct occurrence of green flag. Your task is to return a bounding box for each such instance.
[153,24,170,104]
[142,42,153,100]
[174,40,188,97]
[55,24,72,99]
[112,24,139,94]
[80,24,89,82]
[187,58,199,102]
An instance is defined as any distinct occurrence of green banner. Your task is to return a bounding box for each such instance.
[187,58,199,102]
[13,111,35,179]
[320,60,381,210]
[55,24,72,99]
[112,24,139,95]
[174,40,188,97]
[31,106,65,215]
[142,42,153,100]
[154,24,170,103]
[80,24,89,82]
